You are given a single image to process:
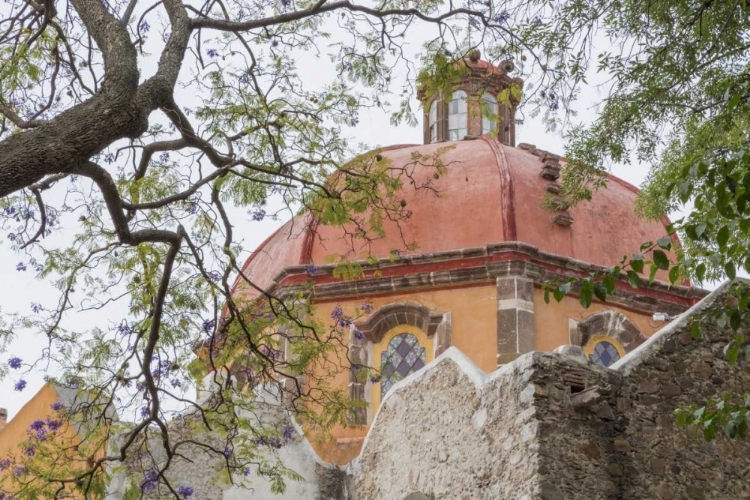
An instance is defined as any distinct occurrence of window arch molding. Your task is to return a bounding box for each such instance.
[354,301,450,349]
[570,311,647,355]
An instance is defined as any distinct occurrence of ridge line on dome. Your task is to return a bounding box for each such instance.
[481,136,516,241]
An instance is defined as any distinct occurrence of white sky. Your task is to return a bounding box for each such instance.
[0,9,657,422]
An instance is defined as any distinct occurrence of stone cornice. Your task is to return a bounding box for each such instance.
[252,242,708,315]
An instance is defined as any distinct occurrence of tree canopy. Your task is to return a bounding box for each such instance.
[0,0,578,496]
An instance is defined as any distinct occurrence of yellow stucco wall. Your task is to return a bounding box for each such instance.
[532,288,663,353]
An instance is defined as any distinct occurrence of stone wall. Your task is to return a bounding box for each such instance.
[346,280,750,500]
[347,348,544,499]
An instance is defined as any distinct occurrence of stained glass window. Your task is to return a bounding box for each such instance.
[589,340,621,367]
[380,333,426,395]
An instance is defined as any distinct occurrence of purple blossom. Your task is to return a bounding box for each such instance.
[223,446,233,458]
[46,418,63,432]
[13,466,26,477]
[116,321,135,336]
[7,233,16,241]
[280,0,291,7]
[3,206,16,216]
[203,319,216,333]
[142,469,159,491]
[140,406,150,418]
[207,271,222,281]
[35,428,47,440]
[207,49,219,58]
[305,265,319,276]
[30,420,45,431]
[267,436,281,448]
[24,446,34,457]
[532,16,542,25]
[16,262,26,272]
[239,73,250,85]
[187,203,199,215]
[51,402,64,412]
[139,20,150,32]
[350,117,359,127]
[360,302,373,314]
[14,379,26,391]
[7,357,22,369]
[104,153,116,164]
[370,375,381,383]
[331,305,349,328]
[251,208,266,221]
[30,302,42,313]
[243,467,251,477]
[282,426,294,440]
[354,330,365,341]
[0,459,10,470]
[494,10,510,24]
[178,486,194,498]
[170,378,182,388]
[159,152,170,163]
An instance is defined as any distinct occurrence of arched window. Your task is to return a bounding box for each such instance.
[380,332,426,395]
[448,90,468,140]
[481,92,498,134]
[428,99,439,143]
[584,334,625,368]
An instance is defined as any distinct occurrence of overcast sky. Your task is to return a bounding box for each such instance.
[0,10,658,421]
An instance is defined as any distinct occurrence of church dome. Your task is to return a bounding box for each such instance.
[233,138,673,299]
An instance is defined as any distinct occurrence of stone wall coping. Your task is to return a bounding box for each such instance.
[610,278,736,376]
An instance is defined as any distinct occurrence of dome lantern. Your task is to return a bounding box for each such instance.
[420,50,522,146]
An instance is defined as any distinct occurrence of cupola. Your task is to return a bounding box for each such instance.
[419,50,522,146]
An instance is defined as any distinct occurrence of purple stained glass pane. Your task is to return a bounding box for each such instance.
[590,340,621,367]
[380,333,427,396]
[396,339,412,357]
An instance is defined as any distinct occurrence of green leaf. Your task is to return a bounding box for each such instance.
[725,261,737,280]
[593,283,607,302]
[544,288,550,304]
[696,263,707,282]
[728,92,742,111]
[717,225,730,250]
[626,270,641,288]
[704,423,716,442]
[649,264,659,283]
[730,311,742,331]
[691,322,701,339]
[668,265,680,285]
[695,223,707,238]
[631,258,644,274]
[652,250,669,270]
[603,273,616,294]
[579,287,593,308]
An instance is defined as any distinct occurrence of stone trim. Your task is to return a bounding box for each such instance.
[496,277,535,365]
[572,311,648,354]
[354,301,449,344]
[264,242,706,315]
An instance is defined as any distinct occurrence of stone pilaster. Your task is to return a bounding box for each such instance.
[496,276,535,365]
[348,328,369,425]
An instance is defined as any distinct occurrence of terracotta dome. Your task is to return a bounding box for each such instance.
[233,138,673,298]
